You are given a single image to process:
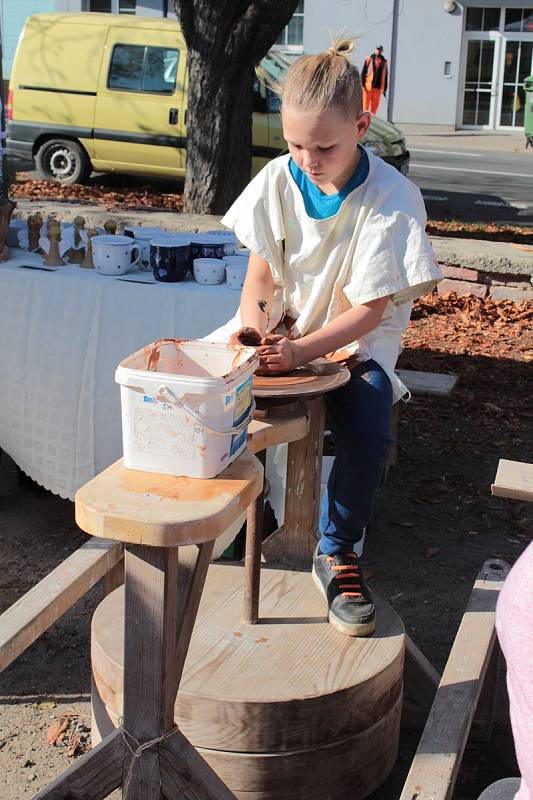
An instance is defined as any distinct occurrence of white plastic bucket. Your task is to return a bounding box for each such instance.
[115,339,259,479]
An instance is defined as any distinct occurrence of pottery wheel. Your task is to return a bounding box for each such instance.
[253,358,350,399]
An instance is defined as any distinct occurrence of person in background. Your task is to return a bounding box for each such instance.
[361,45,388,114]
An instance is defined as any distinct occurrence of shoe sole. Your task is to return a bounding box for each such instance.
[312,566,376,638]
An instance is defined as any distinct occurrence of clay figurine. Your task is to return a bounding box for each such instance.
[43,217,65,266]
[27,212,44,254]
[0,198,16,261]
[80,227,97,269]
[68,216,86,263]
[103,219,117,235]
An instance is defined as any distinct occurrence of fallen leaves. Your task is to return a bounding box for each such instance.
[10,175,184,212]
[426,220,533,245]
[425,547,441,559]
[46,715,70,746]
[45,713,90,758]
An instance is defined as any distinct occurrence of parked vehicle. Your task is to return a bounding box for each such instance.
[7,13,409,185]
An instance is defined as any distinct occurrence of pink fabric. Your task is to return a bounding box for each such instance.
[496,542,533,800]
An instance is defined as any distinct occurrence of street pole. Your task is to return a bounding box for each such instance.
[388,0,400,124]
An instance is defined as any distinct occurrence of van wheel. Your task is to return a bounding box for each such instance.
[35,139,92,185]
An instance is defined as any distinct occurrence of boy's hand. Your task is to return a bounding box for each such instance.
[257,335,300,375]
[229,327,262,347]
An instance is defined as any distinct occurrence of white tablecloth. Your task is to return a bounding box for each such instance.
[0,251,240,499]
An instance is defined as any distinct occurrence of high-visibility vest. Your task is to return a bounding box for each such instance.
[361,54,388,93]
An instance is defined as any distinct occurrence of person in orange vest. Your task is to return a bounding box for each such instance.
[361,45,388,114]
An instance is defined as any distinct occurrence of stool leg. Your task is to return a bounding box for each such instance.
[243,449,266,624]
[123,543,237,800]
[122,544,180,798]
[263,397,325,570]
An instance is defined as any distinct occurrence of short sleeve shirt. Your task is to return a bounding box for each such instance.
[217,149,442,402]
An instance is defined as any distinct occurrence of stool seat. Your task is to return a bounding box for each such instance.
[75,453,263,547]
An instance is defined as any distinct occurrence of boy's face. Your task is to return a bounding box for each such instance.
[282,105,371,194]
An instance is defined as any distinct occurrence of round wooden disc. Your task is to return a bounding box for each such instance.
[92,564,404,754]
[253,359,350,399]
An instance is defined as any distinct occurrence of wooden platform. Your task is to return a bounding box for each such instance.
[91,563,405,800]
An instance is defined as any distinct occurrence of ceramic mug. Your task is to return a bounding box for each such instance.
[123,227,163,271]
[205,230,237,256]
[193,257,226,285]
[190,235,226,261]
[92,235,141,276]
[150,239,191,282]
[225,262,247,291]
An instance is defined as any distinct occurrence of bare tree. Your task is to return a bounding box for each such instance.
[175,0,299,214]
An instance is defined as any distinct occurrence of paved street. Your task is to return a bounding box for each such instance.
[402,128,533,223]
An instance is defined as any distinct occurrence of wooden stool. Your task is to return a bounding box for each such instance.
[35,452,263,800]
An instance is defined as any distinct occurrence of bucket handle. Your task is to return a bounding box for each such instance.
[157,385,256,436]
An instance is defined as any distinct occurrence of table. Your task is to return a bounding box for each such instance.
[0,250,240,499]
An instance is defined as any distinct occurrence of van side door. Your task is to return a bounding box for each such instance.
[93,25,186,177]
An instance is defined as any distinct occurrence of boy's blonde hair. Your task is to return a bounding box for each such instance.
[281,38,362,118]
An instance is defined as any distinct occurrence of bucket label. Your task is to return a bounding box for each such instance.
[229,428,247,457]
[233,377,252,426]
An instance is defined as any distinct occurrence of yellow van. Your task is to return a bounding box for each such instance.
[7,13,409,185]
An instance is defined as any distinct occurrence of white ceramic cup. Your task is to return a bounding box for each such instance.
[225,262,247,291]
[193,257,226,285]
[92,235,141,276]
[224,255,249,268]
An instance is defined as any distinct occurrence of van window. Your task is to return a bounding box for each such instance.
[108,44,179,94]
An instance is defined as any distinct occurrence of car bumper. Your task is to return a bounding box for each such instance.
[7,138,34,158]
[382,150,410,175]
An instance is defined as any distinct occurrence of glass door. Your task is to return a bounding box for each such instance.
[499,41,533,126]
[462,39,498,126]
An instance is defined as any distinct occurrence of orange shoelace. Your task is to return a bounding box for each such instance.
[327,553,363,598]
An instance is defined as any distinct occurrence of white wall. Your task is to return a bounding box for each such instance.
[303,0,394,78]
[392,1,464,125]
[302,0,465,127]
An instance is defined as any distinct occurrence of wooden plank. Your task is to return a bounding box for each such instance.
[75,452,263,547]
[102,554,124,597]
[160,730,237,800]
[491,459,533,502]
[400,558,510,800]
[0,538,122,673]
[404,635,441,711]
[247,409,308,454]
[32,728,123,799]
[396,369,458,397]
[471,637,501,742]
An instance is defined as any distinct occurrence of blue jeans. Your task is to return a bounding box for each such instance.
[319,359,393,556]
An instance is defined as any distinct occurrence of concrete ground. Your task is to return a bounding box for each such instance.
[396,123,527,153]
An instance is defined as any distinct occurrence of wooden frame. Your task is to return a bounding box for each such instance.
[400,558,510,800]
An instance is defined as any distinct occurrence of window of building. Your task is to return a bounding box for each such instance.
[275,0,304,49]
[89,0,137,12]
[465,7,501,31]
[108,44,178,94]
[504,7,533,32]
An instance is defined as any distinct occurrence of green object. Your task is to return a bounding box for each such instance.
[525,75,533,140]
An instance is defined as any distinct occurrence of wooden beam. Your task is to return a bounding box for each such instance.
[32,728,123,799]
[491,459,533,502]
[400,559,510,800]
[404,635,441,710]
[396,369,458,397]
[0,538,122,673]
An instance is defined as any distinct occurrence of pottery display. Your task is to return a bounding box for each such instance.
[190,235,226,261]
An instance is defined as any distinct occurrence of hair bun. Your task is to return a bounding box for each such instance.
[327,38,355,58]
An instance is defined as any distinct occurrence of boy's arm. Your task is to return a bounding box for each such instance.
[230,252,276,343]
[258,296,390,373]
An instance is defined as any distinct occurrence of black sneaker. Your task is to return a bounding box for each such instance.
[312,547,375,637]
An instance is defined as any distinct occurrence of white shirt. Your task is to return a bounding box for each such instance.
[210,149,442,402]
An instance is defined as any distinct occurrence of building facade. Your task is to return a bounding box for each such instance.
[1,0,532,130]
